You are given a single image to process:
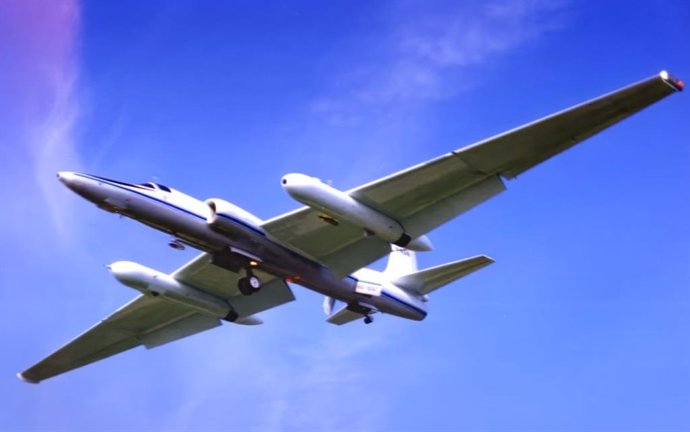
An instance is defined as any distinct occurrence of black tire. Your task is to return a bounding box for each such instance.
[238,277,253,296]
[364,316,373,324]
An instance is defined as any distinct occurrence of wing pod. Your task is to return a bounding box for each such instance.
[107,261,241,322]
[281,173,432,251]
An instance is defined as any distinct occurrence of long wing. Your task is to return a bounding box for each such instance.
[18,295,221,383]
[263,71,682,277]
[20,253,295,383]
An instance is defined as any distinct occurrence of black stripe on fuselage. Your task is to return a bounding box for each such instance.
[75,173,266,236]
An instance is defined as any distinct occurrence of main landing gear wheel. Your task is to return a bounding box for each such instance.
[363,316,373,325]
[238,275,262,296]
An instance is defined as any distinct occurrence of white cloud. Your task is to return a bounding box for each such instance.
[311,0,569,125]
[31,68,83,240]
[154,321,401,432]
[261,328,395,432]
[0,0,83,247]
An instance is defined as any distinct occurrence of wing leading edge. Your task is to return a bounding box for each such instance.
[263,71,682,277]
[19,295,221,383]
[453,71,683,179]
[20,253,295,383]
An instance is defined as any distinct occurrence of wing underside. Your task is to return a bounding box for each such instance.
[19,295,221,383]
[171,252,295,317]
[263,72,682,276]
[21,252,296,383]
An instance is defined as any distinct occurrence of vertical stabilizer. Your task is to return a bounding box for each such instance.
[384,246,418,279]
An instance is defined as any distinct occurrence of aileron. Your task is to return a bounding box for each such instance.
[455,72,681,179]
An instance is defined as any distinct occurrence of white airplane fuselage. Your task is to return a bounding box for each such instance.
[58,172,427,321]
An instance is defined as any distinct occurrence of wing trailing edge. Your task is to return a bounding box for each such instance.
[18,295,222,383]
[455,71,683,179]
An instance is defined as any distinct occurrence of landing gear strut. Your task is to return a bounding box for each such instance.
[168,239,185,251]
[238,268,261,296]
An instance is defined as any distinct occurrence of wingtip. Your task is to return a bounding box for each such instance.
[17,372,40,384]
[660,70,684,91]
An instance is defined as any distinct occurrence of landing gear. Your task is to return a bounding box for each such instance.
[363,316,373,325]
[238,271,261,296]
[168,239,185,251]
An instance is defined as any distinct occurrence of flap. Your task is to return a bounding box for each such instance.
[140,312,221,348]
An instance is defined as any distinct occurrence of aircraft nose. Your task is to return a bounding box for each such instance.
[56,171,76,185]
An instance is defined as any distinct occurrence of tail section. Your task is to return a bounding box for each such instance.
[384,246,418,279]
[322,247,492,326]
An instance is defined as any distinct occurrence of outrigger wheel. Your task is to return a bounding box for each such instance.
[238,271,261,296]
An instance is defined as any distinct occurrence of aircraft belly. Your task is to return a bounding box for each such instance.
[368,291,426,321]
[99,181,408,311]
[126,196,228,251]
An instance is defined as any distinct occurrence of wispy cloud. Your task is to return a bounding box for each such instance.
[33,66,82,239]
[157,321,400,432]
[311,0,568,126]
[0,0,82,244]
[262,329,393,431]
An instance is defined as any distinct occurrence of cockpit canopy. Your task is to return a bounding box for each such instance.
[138,182,172,193]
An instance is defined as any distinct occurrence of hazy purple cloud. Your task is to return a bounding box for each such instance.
[0,0,82,245]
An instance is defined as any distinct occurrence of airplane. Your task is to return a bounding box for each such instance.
[19,71,683,383]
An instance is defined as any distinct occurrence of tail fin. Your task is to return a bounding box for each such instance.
[384,246,418,279]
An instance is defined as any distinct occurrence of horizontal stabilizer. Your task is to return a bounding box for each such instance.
[326,304,367,325]
[392,255,494,295]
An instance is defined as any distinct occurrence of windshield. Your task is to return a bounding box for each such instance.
[137,182,171,192]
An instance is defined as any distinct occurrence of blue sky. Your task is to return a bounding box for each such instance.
[2,0,689,430]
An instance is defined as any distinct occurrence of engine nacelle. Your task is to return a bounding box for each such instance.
[281,173,432,251]
[205,198,264,235]
[108,261,237,321]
